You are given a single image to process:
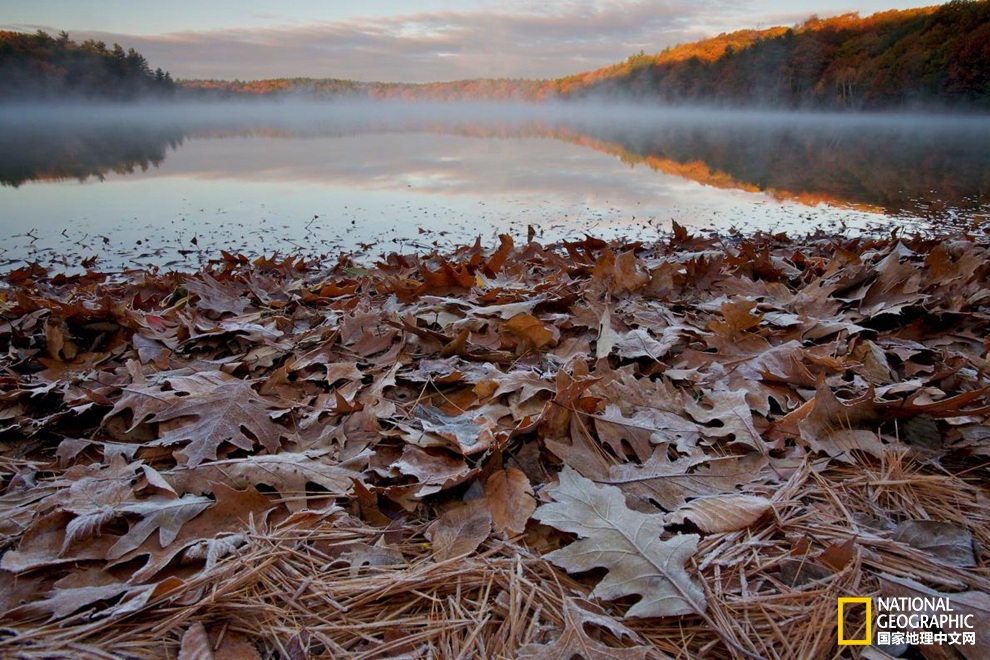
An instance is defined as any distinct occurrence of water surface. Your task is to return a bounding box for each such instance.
[1,101,987,271]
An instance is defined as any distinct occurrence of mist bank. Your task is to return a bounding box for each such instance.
[2,99,988,223]
[4,98,990,133]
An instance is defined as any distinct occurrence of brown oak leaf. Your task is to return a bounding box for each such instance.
[533,467,706,618]
[518,597,663,659]
[149,380,287,467]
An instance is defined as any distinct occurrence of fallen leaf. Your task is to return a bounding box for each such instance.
[425,498,491,561]
[533,467,706,617]
[503,312,557,353]
[667,494,772,533]
[517,597,662,659]
[178,621,214,660]
[164,451,356,513]
[603,448,766,512]
[892,520,976,567]
[685,390,766,453]
[107,494,214,560]
[818,538,856,572]
[484,468,536,537]
[413,404,499,456]
[149,380,287,467]
[798,378,883,461]
[110,483,273,583]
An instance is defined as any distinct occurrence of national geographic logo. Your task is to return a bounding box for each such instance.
[838,596,977,647]
[837,598,871,645]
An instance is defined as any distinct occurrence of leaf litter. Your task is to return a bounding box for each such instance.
[0,223,989,658]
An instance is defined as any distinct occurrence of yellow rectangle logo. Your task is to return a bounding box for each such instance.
[838,598,872,645]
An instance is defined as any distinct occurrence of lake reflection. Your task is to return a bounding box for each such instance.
[1,102,988,270]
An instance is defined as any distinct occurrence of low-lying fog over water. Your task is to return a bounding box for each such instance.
[1,100,988,270]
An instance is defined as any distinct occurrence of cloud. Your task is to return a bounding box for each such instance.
[57,1,740,82]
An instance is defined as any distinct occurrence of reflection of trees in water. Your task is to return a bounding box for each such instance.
[2,111,987,223]
[564,120,990,222]
[0,124,184,187]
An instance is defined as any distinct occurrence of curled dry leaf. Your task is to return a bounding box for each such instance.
[667,494,772,533]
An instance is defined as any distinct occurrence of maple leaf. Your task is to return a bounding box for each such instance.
[533,467,706,618]
[148,380,287,467]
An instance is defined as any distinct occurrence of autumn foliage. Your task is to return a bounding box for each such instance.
[549,2,990,109]
[1,226,989,657]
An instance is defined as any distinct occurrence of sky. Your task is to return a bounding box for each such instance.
[2,1,942,83]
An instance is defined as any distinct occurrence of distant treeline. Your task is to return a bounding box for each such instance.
[0,30,175,100]
[180,77,553,102]
[3,1,990,109]
[557,0,990,109]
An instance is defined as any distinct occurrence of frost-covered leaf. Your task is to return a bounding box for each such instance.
[425,498,491,561]
[685,389,765,453]
[667,494,771,533]
[149,380,287,467]
[892,519,976,567]
[413,404,499,456]
[178,621,214,660]
[798,378,883,461]
[107,494,213,560]
[518,597,662,659]
[533,467,706,618]
[604,447,766,512]
[165,451,356,513]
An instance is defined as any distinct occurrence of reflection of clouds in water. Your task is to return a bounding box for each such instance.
[138,132,691,218]
[2,101,984,271]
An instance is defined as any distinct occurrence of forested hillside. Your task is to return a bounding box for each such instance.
[0,30,175,100]
[556,0,990,108]
[4,1,990,109]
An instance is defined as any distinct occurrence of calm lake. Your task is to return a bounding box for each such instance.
[1,101,988,271]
